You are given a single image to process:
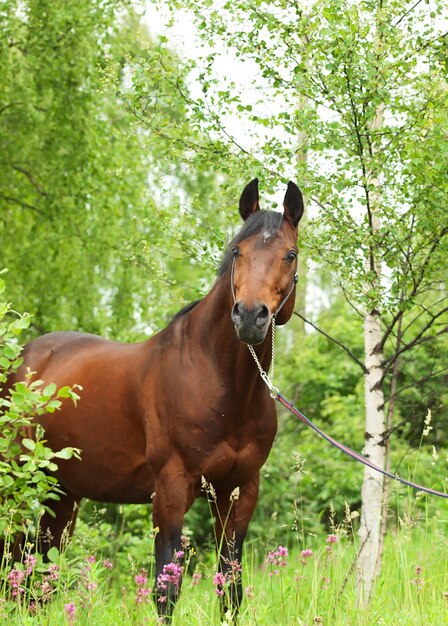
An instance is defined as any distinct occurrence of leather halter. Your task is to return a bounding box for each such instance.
[230,254,298,321]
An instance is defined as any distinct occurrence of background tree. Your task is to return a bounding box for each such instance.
[157,0,448,603]
[0,0,251,339]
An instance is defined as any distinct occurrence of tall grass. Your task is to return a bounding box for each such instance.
[1,505,448,625]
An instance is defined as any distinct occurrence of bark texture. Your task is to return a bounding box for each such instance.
[358,311,386,604]
[357,100,385,605]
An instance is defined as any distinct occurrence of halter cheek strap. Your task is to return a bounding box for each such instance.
[273,271,298,320]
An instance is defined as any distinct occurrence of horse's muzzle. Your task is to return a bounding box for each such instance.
[231,301,271,345]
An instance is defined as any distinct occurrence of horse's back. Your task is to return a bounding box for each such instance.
[22,330,124,367]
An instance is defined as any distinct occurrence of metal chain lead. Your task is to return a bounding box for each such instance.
[248,317,278,398]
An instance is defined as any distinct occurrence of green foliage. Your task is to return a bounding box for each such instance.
[0,1,259,340]
[0,274,79,537]
[1,509,448,624]
[155,0,448,519]
[164,0,448,313]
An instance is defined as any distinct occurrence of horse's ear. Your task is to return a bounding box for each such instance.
[283,181,304,228]
[239,179,260,221]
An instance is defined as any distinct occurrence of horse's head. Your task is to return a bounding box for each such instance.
[223,179,304,345]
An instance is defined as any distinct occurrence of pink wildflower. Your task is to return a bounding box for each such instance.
[135,572,148,586]
[265,545,288,569]
[245,584,255,599]
[7,568,25,597]
[86,555,96,563]
[326,534,338,544]
[24,554,37,575]
[192,571,202,586]
[85,582,98,591]
[175,550,184,560]
[136,585,152,604]
[41,580,53,596]
[47,563,59,581]
[158,562,182,587]
[103,559,113,569]
[156,562,183,601]
[301,549,313,558]
[64,601,76,620]
[411,565,424,590]
[213,571,226,596]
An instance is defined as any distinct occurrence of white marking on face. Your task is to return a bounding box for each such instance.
[262,230,272,242]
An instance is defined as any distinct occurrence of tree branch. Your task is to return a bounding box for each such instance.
[0,193,45,216]
[382,321,448,369]
[11,164,48,197]
[293,311,367,373]
[393,0,425,27]
[380,225,448,350]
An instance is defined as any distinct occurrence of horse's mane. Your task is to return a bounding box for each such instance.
[171,299,202,322]
[218,210,283,276]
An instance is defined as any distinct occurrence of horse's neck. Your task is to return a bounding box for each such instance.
[189,275,273,388]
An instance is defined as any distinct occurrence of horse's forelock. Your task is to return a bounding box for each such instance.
[218,211,284,276]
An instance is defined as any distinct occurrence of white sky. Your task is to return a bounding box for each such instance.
[141,3,302,207]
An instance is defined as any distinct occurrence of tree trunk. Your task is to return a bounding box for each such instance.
[358,310,386,604]
[357,100,385,604]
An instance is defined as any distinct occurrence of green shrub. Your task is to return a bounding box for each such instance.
[0,271,80,544]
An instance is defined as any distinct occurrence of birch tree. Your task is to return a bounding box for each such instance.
[157,0,448,603]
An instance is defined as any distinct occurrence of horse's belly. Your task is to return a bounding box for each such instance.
[53,452,155,504]
[41,404,154,504]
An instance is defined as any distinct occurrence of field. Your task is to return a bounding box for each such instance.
[2,502,447,626]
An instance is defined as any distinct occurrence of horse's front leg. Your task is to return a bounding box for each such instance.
[214,474,260,619]
[152,463,190,621]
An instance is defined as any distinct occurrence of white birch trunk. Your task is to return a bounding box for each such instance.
[357,102,386,605]
[358,311,385,604]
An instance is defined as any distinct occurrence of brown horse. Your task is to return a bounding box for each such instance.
[7,178,304,619]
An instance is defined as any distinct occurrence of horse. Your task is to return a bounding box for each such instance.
[6,178,304,620]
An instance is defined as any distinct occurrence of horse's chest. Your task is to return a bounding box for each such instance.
[200,434,271,486]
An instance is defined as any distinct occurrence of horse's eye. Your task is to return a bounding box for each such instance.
[232,246,240,258]
[286,250,297,263]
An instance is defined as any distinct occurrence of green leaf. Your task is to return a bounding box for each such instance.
[43,383,57,397]
[46,547,60,563]
[22,438,36,452]
[53,447,77,460]
[57,386,73,398]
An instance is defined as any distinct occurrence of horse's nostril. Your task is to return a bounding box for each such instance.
[256,304,269,322]
[232,301,270,329]
[231,302,243,323]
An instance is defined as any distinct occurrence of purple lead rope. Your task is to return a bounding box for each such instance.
[275,391,448,499]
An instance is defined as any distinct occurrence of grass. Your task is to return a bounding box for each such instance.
[1,513,448,625]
